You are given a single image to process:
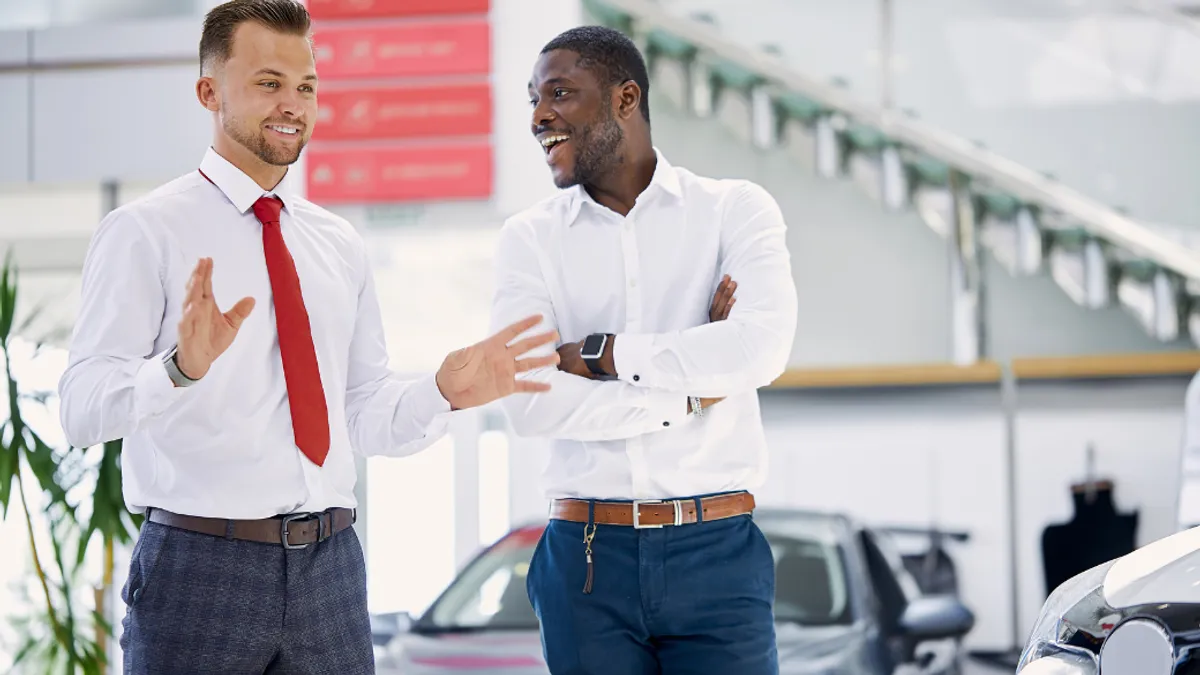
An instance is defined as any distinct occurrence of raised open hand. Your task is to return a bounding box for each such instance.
[175,257,256,379]
[436,315,560,410]
[710,274,737,322]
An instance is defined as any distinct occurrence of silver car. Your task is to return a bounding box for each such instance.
[1017,525,1200,674]
[377,509,975,674]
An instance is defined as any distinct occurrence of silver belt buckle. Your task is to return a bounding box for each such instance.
[632,499,684,529]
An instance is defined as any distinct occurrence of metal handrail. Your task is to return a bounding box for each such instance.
[600,0,1200,282]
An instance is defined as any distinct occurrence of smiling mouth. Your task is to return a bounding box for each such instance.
[540,134,570,155]
[266,124,302,138]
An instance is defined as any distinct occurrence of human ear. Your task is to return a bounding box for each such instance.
[196,76,220,113]
[614,80,641,120]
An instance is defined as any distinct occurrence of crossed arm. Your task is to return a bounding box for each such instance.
[491,182,797,441]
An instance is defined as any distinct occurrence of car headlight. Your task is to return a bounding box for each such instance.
[1017,560,1118,672]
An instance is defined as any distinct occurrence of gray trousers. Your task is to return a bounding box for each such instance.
[119,517,374,674]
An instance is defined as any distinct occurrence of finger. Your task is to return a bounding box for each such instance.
[202,257,214,300]
[498,314,546,343]
[711,276,730,308]
[509,330,559,356]
[514,380,552,393]
[224,297,256,329]
[715,278,735,309]
[185,262,205,307]
[715,278,734,302]
[516,353,560,373]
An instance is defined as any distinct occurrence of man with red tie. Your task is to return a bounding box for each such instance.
[56,1,556,673]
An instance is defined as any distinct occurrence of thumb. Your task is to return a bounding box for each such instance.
[225,297,256,329]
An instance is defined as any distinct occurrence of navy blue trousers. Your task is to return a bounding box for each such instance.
[119,517,374,674]
[526,507,778,675]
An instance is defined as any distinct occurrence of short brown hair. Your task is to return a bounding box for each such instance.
[199,0,311,74]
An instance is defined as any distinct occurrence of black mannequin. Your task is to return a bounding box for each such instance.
[1041,481,1139,597]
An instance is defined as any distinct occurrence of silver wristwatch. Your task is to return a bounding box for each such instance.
[162,345,200,387]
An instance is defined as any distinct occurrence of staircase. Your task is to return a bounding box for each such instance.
[584,0,1200,365]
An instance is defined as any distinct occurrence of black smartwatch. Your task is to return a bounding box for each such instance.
[580,333,612,378]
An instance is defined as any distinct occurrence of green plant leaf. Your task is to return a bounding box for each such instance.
[0,419,13,515]
[0,252,16,343]
[25,431,70,512]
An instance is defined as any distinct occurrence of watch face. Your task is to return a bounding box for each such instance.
[581,334,607,359]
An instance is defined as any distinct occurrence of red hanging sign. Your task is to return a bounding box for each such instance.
[305,143,493,203]
[314,83,491,141]
[308,0,489,20]
[313,20,490,79]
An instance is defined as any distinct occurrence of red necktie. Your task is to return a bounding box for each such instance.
[252,196,331,467]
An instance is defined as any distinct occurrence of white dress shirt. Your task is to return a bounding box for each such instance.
[490,149,798,501]
[58,147,453,520]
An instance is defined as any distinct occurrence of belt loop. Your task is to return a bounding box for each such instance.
[587,500,595,529]
[693,497,704,524]
[224,519,235,540]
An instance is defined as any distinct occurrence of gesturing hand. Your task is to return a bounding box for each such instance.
[176,257,256,379]
[436,315,560,410]
[710,274,737,322]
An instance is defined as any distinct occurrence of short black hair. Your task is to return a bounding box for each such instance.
[541,25,651,125]
[200,0,311,75]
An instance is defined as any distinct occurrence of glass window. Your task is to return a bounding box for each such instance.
[769,535,853,626]
[422,529,542,632]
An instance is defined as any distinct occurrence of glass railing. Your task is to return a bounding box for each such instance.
[589,0,1200,353]
[651,0,1200,229]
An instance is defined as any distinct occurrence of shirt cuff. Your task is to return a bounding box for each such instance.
[644,387,690,429]
[614,332,656,386]
[407,372,454,430]
[134,348,191,419]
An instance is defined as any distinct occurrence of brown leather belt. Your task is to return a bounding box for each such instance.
[550,492,755,528]
[147,507,355,549]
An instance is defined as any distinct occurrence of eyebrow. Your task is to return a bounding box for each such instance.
[528,77,573,92]
[255,68,318,81]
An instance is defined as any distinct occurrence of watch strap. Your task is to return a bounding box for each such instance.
[584,354,609,377]
[163,345,200,387]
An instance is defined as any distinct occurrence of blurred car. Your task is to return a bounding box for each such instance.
[376,508,975,674]
[1016,525,1200,675]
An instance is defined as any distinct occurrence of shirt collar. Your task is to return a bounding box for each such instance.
[564,147,682,226]
[198,146,297,215]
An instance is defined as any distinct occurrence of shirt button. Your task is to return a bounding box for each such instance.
[630,279,638,287]
[663,421,670,427]
[633,375,640,382]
